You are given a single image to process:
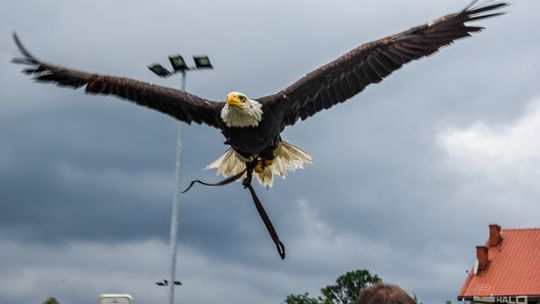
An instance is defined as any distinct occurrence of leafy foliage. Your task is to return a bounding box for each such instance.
[412,293,424,304]
[284,292,321,304]
[283,269,381,304]
[42,297,60,304]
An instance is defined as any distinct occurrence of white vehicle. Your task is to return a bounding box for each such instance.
[98,294,133,304]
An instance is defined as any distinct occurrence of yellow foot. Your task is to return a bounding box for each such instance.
[254,159,273,174]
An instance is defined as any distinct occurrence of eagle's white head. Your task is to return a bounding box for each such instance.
[221,92,263,128]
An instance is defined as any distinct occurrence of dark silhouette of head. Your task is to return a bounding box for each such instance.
[355,283,416,304]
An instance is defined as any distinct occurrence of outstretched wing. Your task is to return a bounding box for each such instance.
[259,1,507,126]
[12,33,224,129]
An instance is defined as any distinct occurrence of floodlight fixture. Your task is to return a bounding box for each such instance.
[148,64,171,77]
[168,55,189,72]
[193,55,213,69]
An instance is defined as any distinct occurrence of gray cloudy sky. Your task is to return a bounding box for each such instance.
[1,0,539,303]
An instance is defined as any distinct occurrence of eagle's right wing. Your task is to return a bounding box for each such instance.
[257,1,507,126]
[12,33,224,129]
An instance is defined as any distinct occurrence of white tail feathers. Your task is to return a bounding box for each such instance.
[206,141,312,187]
[205,148,247,177]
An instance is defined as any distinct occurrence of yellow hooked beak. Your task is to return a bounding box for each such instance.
[227,93,244,108]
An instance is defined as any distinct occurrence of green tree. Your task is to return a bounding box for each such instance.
[284,292,321,304]
[283,269,381,304]
[412,293,423,304]
[42,297,60,304]
[320,270,381,304]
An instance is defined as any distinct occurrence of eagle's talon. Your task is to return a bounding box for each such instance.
[254,160,264,174]
[254,159,273,174]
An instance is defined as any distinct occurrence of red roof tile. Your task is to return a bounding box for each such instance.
[458,228,540,299]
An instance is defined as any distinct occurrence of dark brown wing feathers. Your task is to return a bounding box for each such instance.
[12,33,224,129]
[260,1,507,126]
[13,1,506,129]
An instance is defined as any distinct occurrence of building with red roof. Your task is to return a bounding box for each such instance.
[458,224,540,303]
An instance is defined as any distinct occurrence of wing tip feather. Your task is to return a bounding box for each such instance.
[12,32,39,65]
[464,1,509,21]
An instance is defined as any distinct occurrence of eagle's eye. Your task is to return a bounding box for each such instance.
[239,95,246,102]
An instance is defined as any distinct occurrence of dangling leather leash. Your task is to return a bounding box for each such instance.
[182,164,286,260]
[242,170,286,259]
[181,169,247,193]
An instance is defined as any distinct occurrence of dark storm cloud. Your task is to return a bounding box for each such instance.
[1,1,540,304]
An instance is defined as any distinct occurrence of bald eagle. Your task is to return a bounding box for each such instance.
[13,1,506,188]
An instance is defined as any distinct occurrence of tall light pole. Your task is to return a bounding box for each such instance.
[148,55,213,304]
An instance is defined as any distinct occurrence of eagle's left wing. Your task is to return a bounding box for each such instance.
[12,33,224,129]
[258,1,507,126]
